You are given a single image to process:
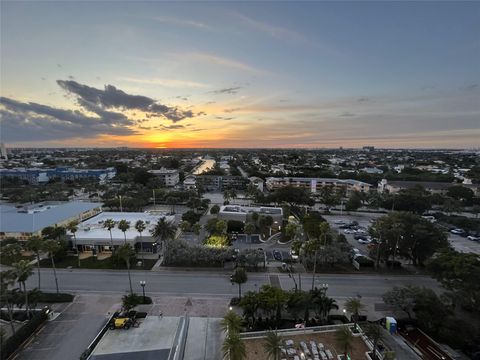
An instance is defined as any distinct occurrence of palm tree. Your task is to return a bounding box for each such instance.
[312,222,330,290]
[345,297,364,331]
[335,325,353,358]
[135,220,146,265]
[150,218,177,264]
[26,236,44,289]
[311,290,338,324]
[118,220,130,244]
[0,270,18,335]
[103,218,116,253]
[263,331,282,360]
[364,324,383,360]
[117,244,135,294]
[43,240,60,294]
[231,267,247,299]
[67,221,80,267]
[2,242,22,262]
[222,332,246,360]
[12,260,34,319]
[244,223,256,241]
[221,310,243,334]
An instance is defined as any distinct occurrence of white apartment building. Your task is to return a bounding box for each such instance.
[265,177,371,194]
[148,168,179,187]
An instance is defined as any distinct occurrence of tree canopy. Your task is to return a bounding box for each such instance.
[369,212,448,265]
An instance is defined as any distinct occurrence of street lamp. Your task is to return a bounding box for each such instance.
[140,280,146,302]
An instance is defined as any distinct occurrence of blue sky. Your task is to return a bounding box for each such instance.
[1,1,479,148]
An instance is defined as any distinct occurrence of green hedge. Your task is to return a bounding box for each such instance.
[38,292,75,303]
[1,311,48,360]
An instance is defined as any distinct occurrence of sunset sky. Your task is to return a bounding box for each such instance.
[1,1,479,149]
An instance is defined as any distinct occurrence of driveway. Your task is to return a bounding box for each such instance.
[15,294,119,360]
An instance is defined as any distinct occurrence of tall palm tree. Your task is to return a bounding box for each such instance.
[221,310,243,334]
[222,332,246,360]
[263,331,282,360]
[231,267,248,299]
[364,324,383,360]
[67,221,80,267]
[345,297,364,330]
[117,244,135,294]
[43,240,60,294]
[335,325,353,358]
[150,218,177,264]
[26,236,44,289]
[118,220,130,244]
[0,270,18,335]
[12,260,34,319]
[135,220,146,265]
[103,218,116,253]
[311,222,330,290]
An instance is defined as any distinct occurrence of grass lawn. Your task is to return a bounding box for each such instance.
[39,256,157,270]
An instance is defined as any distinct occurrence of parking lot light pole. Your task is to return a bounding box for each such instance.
[140,281,146,302]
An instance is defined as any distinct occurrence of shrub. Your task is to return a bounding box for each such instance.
[227,220,244,233]
[1,311,47,360]
[230,297,241,306]
[165,239,235,267]
[210,205,220,214]
[122,293,152,311]
[204,235,230,248]
[37,292,74,303]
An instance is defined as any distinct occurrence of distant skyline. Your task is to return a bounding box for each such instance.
[1,1,479,149]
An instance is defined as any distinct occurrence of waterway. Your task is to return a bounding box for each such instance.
[192,158,216,175]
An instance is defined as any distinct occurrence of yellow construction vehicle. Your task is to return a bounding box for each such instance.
[108,311,137,330]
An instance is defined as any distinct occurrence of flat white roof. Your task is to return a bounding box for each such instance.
[73,211,174,242]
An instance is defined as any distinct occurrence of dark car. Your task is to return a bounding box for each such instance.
[354,234,368,241]
[273,250,283,261]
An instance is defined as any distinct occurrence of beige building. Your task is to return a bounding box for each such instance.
[265,177,371,194]
[148,168,180,187]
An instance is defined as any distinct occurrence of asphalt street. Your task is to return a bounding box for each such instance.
[26,268,441,300]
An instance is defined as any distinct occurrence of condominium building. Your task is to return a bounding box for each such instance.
[265,177,371,194]
[148,168,180,187]
[0,167,116,184]
[196,175,248,191]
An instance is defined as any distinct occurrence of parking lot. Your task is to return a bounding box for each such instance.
[325,212,480,256]
[324,213,384,256]
[265,249,292,262]
[233,234,261,245]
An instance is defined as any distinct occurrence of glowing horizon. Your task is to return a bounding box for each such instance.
[1,2,479,149]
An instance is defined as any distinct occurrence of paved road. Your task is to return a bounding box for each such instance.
[27,268,440,300]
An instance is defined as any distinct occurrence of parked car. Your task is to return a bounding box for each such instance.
[354,234,368,240]
[358,239,371,244]
[273,250,283,261]
[450,228,466,236]
[290,249,299,260]
[344,229,354,234]
[467,235,480,242]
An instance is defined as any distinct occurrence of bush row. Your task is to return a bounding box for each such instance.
[38,292,75,303]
